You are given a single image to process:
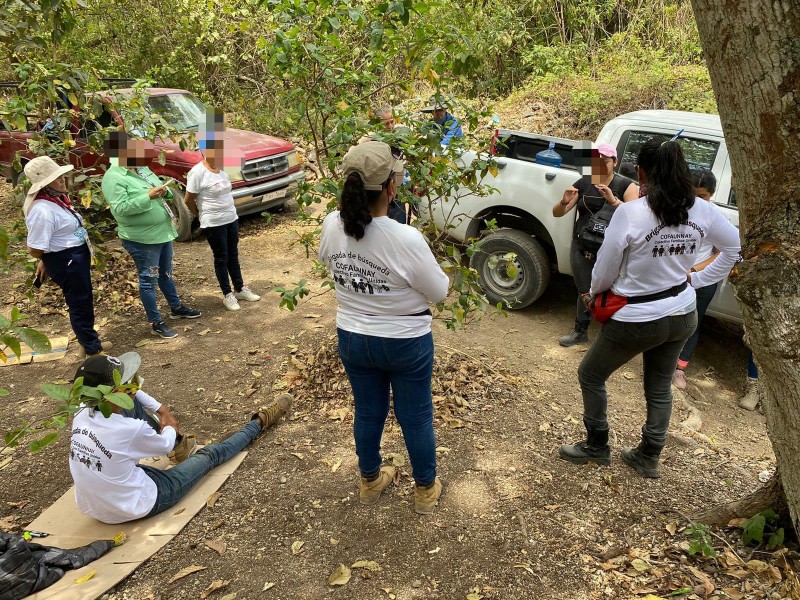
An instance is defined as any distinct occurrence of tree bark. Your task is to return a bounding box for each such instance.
[693,471,787,527]
[690,0,800,535]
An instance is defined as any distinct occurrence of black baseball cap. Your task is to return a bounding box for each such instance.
[74,352,142,387]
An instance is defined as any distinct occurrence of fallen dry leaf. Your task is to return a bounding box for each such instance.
[330,458,342,473]
[351,560,381,571]
[134,339,150,348]
[262,582,275,591]
[290,452,304,460]
[291,540,305,555]
[168,565,207,584]
[385,452,406,467]
[630,558,651,572]
[200,579,230,599]
[74,569,96,584]
[665,521,678,536]
[198,328,211,336]
[219,594,236,600]
[206,492,223,508]
[428,547,441,555]
[204,536,227,555]
[328,564,352,586]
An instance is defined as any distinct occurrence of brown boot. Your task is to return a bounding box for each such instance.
[252,394,293,430]
[414,477,443,515]
[737,378,759,411]
[168,433,197,464]
[359,466,396,505]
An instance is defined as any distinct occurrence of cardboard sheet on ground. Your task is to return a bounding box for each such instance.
[24,451,248,600]
[0,336,70,366]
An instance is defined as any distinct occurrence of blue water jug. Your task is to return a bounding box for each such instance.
[535,141,562,168]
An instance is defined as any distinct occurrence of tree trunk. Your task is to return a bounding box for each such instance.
[693,471,787,527]
[690,1,800,535]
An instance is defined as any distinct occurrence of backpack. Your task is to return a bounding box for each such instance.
[577,203,616,255]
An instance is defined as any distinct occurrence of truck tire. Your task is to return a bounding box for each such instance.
[171,188,201,242]
[470,229,551,310]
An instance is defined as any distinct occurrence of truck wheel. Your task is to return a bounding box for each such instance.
[470,229,551,310]
[172,188,201,242]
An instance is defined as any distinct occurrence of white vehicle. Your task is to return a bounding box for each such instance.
[425,110,742,324]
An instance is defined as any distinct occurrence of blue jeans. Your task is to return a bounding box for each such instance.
[337,328,436,486]
[41,243,101,354]
[204,220,243,295]
[579,312,698,448]
[747,350,759,379]
[121,240,182,323]
[678,282,718,364]
[133,407,261,517]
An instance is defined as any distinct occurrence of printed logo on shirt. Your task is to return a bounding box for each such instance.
[646,220,704,259]
[326,251,392,295]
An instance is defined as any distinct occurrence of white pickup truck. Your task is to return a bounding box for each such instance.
[426,109,742,324]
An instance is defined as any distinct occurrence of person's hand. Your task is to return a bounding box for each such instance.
[561,187,579,206]
[35,260,47,282]
[595,184,617,205]
[580,292,593,308]
[158,409,179,433]
[147,185,167,199]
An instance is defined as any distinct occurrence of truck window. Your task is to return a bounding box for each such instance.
[617,131,720,177]
[727,189,737,207]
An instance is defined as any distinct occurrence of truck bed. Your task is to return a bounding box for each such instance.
[495,130,582,171]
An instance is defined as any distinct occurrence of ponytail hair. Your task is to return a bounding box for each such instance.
[691,168,717,194]
[637,139,695,227]
[340,172,392,240]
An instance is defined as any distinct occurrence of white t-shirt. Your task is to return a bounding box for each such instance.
[25,199,88,252]
[590,196,741,322]
[319,212,449,338]
[691,199,721,268]
[69,390,176,524]
[185,162,238,229]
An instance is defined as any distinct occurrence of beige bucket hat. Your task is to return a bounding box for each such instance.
[22,156,74,216]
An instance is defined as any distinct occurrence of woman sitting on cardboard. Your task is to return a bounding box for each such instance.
[70,352,291,524]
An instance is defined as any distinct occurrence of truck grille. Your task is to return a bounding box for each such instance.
[241,154,290,182]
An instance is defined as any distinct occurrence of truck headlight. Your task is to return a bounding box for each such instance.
[287,150,300,168]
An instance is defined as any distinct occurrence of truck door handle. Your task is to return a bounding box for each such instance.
[545,173,556,181]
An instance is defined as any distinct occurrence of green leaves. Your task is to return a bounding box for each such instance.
[16,327,52,353]
[41,383,72,402]
[105,392,134,410]
[740,508,785,550]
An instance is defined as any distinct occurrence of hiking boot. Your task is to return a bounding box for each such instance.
[558,428,611,465]
[621,441,662,478]
[223,293,241,311]
[170,304,202,319]
[80,340,113,357]
[360,466,396,505]
[559,320,589,347]
[235,286,261,302]
[738,378,760,411]
[672,368,687,390]
[252,394,293,430]
[414,477,442,515]
[152,321,178,339]
[168,433,197,464]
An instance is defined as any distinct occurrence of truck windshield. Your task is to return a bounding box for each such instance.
[619,131,720,176]
[145,93,206,131]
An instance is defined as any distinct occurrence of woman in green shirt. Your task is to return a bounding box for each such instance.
[101,132,200,338]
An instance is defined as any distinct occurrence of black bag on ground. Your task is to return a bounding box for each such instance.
[578,203,616,255]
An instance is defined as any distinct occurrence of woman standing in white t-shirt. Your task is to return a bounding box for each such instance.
[23,156,111,356]
[185,134,260,311]
[558,139,740,478]
[319,142,449,514]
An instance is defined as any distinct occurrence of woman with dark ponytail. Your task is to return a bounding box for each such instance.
[558,139,741,479]
[319,142,449,514]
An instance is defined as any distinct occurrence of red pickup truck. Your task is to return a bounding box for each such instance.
[0,87,305,241]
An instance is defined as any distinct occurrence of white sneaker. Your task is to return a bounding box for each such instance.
[223,293,241,311]
[235,286,261,302]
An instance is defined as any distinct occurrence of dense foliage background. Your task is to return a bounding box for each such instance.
[0,0,715,139]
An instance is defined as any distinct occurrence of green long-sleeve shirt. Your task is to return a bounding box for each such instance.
[101,166,177,244]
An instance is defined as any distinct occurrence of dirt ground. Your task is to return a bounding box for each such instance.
[0,188,793,600]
